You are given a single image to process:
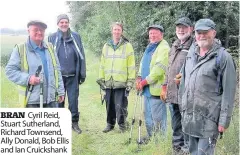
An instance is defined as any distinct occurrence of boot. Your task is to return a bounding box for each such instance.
[119,124,126,133]
[102,125,114,133]
[72,122,82,134]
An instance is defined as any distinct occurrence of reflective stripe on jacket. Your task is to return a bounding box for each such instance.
[139,39,170,96]
[98,39,136,89]
[5,38,64,106]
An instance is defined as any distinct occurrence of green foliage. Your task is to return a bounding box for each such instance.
[1,50,239,154]
[68,1,239,64]
[1,35,239,154]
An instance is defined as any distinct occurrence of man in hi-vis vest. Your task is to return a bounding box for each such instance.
[136,25,170,142]
[97,22,136,133]
[5,20,65,108]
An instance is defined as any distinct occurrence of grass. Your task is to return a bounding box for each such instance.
[1,35,239,155]
[1,34,28,56]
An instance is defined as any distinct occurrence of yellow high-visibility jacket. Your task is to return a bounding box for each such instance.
[138,39,170,96]
[98,38,136,89]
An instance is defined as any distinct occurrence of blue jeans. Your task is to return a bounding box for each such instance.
[144,96,167,137]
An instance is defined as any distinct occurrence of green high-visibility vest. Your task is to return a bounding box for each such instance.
[138,39,170,96]
[16,42,59,107]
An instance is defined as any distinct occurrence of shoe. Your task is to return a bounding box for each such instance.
[172,147,189,155]
[119,124,126,133]
[72,122,82,134]
[102,126,114,133]
[119,126,126,133]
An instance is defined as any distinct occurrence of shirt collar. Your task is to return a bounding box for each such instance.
[29,38,47,50]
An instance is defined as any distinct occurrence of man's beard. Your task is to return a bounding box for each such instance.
[177,32,190,42]
[197,39,213,49]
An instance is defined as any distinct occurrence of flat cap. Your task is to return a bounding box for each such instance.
[175,17,192,27]
[148,25,164,32]
[27,20,47,29]
[195,18,216,31]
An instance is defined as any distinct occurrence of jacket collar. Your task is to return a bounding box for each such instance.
[194,40,221,59]
[107,36,129,49]
[173,36,194,50]
[57,28,71,38]
[27,37,47,52]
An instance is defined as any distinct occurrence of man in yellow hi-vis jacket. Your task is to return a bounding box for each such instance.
[136,25,170,142]
[97,22,136,133]
[5,20,65,108]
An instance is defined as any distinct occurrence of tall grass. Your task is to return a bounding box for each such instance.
[1,35,239,155]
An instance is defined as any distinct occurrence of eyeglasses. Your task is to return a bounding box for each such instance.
[30,28,45,33]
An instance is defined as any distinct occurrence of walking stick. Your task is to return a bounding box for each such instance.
[40,72,44,108]
[128,91,138,143]
[137,91,143,145]
[25,65,42,107]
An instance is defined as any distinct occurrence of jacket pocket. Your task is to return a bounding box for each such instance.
[194,93,221,123]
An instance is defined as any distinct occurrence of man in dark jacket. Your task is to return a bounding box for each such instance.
[179,18,236,155]
[48,14,86,134]
[160,17,193,154]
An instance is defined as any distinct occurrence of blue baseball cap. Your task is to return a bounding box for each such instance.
[195,18,216,31]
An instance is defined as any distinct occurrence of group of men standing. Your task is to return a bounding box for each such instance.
[5,14,236,155]
[96,17,236,155]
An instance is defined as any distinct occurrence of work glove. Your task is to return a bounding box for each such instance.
[174,73,182,85]
[160,85,167,102]
[96,79,106,90]
[135,77,142,90]
[79,78,85,85]
[137,79,148,91]
[126,86,132,91]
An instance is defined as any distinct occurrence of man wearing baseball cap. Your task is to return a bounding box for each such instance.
[136,24,170,143]
[160,17,193,154]
[48,14,86,134]
[5,20,65,108]
[179,18,236,154]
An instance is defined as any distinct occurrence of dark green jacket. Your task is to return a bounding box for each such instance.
[179,41,236,138]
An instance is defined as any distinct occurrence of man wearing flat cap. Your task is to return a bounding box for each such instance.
[160,17,193,154]
[136,24,170,142]
[178,18,236,154]
[48,14,86,134]
[5,20,65,108]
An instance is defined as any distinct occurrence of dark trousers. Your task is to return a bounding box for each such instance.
[26,102,60,108]
[62,76,79,122]
[169,103,188,149]
[189,135,217,155]
[105,88,128,128]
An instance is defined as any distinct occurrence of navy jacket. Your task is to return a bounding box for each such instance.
[48,29,86,84]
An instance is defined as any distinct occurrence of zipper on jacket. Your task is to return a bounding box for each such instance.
[63,40,69,76]
[64,41,67,59]
[110,46,116,88]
